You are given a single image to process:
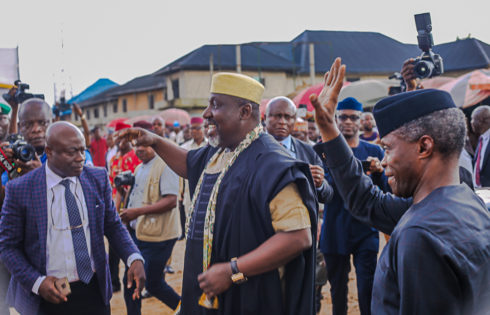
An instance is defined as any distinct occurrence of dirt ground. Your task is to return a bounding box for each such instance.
[109,236,387,315]
[10,236,386,315]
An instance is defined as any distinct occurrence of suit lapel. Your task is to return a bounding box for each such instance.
[79,169,98,245]
[481,143,490,171]
[33,165,48,272]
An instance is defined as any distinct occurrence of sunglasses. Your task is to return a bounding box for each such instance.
[337,114,360,122]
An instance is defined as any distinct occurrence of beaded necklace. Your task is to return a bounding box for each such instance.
[185,124,264,272]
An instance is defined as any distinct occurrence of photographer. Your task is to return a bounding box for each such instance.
[118,143,181,313]
[0,98,49,185]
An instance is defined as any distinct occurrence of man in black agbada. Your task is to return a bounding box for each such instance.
[309,58,490,314]
[116,72,318,315]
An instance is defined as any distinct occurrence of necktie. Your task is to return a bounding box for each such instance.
[475,138,483,186]
[60,179,93,283]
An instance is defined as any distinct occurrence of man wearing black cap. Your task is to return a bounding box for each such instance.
[319,96,388,315]
[311,58,490,314]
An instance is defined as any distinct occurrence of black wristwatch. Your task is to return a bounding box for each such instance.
[230,257,247,284]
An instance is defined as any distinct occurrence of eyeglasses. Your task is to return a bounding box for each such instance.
[190,126,202,130]
[337,114,360,122]
[50,182,87,231]
[269,113,295,121]
[19,120,50,130]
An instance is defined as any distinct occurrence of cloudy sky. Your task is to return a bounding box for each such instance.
[1,0,489,103]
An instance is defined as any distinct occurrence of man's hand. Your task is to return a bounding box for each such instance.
[309,164,325,188]
[366,156,384,175]
[310,57,346,142]
[198,262,233,299]
[115,128,159,148]
[127,260,145,300]
[0,142,14,161]
[14,154,42,176]
[39,276,68,304]
[5,86,18,108]
[120,208,140,223]
[401,58,424,92]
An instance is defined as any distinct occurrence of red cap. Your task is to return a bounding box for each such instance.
[190,117,204,124]
[115,122,132,131]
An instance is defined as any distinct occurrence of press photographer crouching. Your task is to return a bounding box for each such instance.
[117,140,181,314]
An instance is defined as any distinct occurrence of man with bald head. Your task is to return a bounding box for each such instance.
[0,121,145,315]
[471,105,490,187]
[265,96,332,204]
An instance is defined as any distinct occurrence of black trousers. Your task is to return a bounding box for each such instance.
[38,275,110,315]
[324,250,377,315]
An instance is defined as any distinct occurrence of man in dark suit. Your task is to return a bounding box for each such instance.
[471,105,490,187]
[265,96,333,204]
[0,121,146,315]
[311,57,490,315]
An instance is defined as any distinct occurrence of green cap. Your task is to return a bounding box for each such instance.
[0,103,11,115]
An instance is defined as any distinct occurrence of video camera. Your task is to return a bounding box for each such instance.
[114,170,135,187]
[52,96,72,118]
[412,13,444,79]
[2,80,45,104]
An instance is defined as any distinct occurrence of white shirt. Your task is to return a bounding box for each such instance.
[32,164,143,294]
[474,128,490,187]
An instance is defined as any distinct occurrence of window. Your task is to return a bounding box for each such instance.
[122,99,127,113]
[86,109,90,120]
[172,79,180,99]
[148,94,154,109]
[94,107,99,119]
[113,101,118,113]
[103,104,107,117]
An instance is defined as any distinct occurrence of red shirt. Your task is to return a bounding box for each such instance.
[90,137,108,167]
[109,150,141,196]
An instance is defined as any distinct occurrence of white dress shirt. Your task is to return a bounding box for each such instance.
[32,164,143,294]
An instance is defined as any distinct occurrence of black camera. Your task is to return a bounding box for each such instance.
[413,13,444,79]
[114,170,135,187]
[2,80,45,105]
[6,134,36,162]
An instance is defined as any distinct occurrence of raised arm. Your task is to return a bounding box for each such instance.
[310,58,411,234]
[115,127,189,178]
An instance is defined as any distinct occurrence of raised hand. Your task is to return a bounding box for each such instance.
[309,57,346,141]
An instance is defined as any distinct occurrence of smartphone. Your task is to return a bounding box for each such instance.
[54,277,71,296]
[361,160,371,171]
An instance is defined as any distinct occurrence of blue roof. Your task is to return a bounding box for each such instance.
[154,30,489,76]
[67,78,118,104]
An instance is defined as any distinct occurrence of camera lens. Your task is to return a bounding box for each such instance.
[414,60,434,79]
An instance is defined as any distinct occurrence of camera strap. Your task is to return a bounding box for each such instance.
[0,147,15,173]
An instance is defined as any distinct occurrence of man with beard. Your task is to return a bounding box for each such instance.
[319,96,388,315]
[117,72,317,315]
[359,112,379,144]
[311,58,490,314]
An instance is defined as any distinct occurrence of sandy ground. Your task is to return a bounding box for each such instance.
[11,236,386,315]
[109,235,387,315]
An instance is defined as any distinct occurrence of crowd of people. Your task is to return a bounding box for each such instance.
[0,56,488,315]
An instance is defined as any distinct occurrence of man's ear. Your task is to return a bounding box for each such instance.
[417,135,434,159]
[239,103,253,120]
